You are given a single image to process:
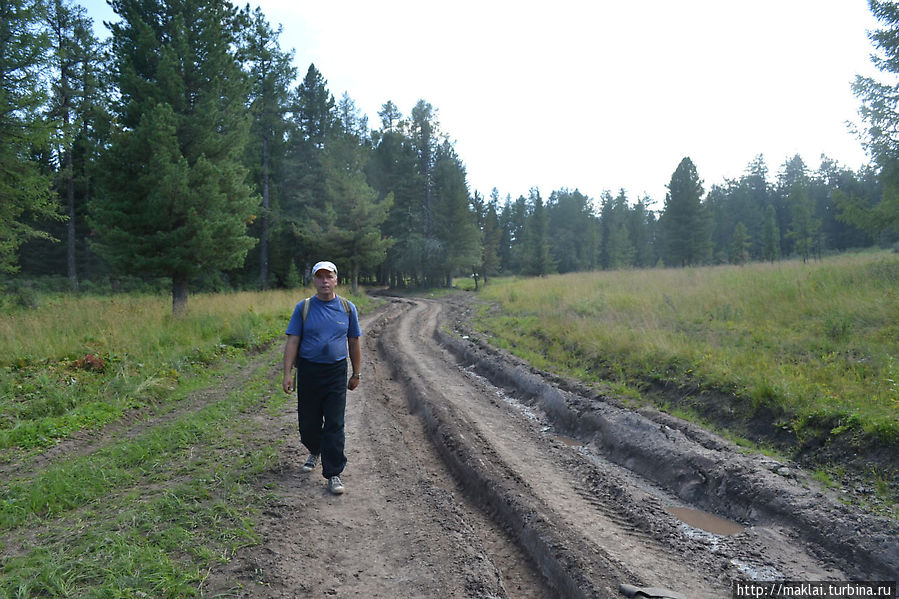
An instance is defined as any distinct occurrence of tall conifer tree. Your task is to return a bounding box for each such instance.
[283,63,335,270]
[475,189,502,284]
[430,141,480,286]
[850,0,899,237]
[370,104,424,287]
[521,187,553,276]
[547,188,596,273]
[239,6,295,288]
[317,127,392,293]
[92,0,256,315]
[45,0,104,290]
[761,205,781,262]
[497,197,515,274]
[629,196,656,268]
[0,0,62,274]
[662,157,710,266]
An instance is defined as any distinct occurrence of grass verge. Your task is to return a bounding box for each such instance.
[473,252,898,511]
[0,286,374,596]
[0,352,282,598]
[0,288,375,454]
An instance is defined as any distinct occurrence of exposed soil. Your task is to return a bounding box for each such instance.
[197,294,897,598]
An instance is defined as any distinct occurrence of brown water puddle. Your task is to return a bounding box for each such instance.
[554,435,583,447]
[555,431,745,537]
[666,506,745,536]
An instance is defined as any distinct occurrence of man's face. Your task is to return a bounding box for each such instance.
[313,269,338,298]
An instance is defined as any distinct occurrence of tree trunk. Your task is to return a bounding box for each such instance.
[172,275,189,317]
[61,47,77,292]
[66,147,77,292]
[259,130,270,289]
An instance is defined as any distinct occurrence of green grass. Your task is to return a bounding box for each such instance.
[475,252,899,447]
[0,348,281,597]
[0,287,374,452]
[0,286,373,597]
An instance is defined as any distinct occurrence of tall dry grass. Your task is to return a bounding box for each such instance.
[478,251,899,439]
[0,287,373,450]
[0,287,377,366]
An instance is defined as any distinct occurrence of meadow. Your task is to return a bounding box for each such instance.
[0,286,375,596]
[474,252,899,467]
[0,255,896,594]
[0,287,375,453]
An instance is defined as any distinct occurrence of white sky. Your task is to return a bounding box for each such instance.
[81,0,881,207]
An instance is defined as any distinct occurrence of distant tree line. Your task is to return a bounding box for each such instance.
[2,0,898,313]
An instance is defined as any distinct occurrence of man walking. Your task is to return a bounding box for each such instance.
[282,260,362,495]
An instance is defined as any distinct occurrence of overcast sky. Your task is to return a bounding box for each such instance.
[81,0,881,207]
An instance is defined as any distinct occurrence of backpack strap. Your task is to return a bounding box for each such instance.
[301,295,350,322]
[300,295,351,338]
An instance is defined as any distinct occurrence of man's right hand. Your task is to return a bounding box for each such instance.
[282,373,294,394]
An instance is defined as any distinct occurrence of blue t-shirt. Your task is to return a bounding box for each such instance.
[286,295,361,364]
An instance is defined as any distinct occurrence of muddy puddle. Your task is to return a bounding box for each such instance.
[553,434,583,447]
[666,506,745,536]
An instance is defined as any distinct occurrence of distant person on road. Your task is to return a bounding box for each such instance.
[282,260,362,495]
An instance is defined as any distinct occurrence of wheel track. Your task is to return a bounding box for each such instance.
[439,295,899,581]
[0,346,277,482]
[378,298,731,598]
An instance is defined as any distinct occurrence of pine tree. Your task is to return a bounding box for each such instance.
[295,64,336,148]
[0,0,63,274]
[238,6,296,288]
[629,196,657,268]
[477,189,502,284]
[521,187,554,276]
[497,197,514,274]
[317,134,392,294]
[93,0,257,315]
[850,1,899,238]
[833,165,881,248]
[662,157,710,266]
[775,155,809,257]
[729,155,769,260]
[283,63,335,271]
[599,189,635,269]
[369,102,424,287]
[336,91,369,141]
[430,141,480,286]
[547,188,596,273]
[761,205,781,262]
[377,100,401,132]
[787,183,821,262]
[730,222,751,265]
[410,100,437,241]
[284,260,301,288]
[45,0,105,290]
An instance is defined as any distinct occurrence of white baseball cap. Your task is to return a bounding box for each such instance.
[311,260,338,276]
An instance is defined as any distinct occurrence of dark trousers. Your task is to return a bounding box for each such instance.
[297,358,347,478]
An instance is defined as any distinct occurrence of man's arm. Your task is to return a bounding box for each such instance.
[347,336,361,390]
[282,335,300,393]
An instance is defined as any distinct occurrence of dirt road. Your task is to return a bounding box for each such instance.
[206,295,898,598]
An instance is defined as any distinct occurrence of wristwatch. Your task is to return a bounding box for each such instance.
[351,373,361,379]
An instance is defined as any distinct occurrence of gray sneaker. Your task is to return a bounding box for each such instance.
[301,454,319,472]
[328,475,345,495]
